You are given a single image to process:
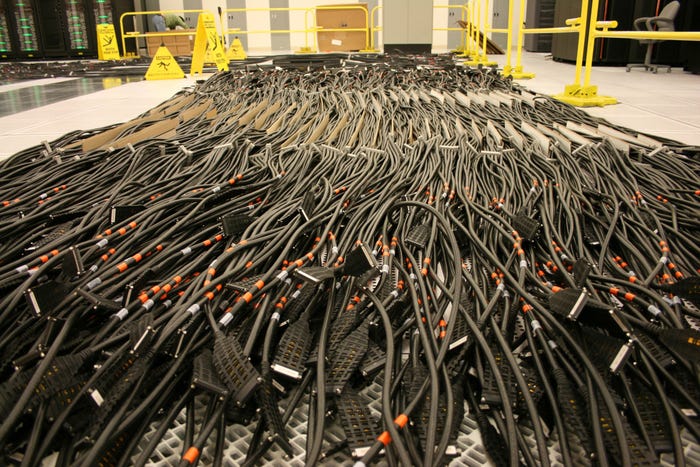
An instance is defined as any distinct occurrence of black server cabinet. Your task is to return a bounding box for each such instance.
[524,0,555,52]
[552,0,696,66]
[0,0,134,59]
[552,0,634,64]
[2,0,42,58]
[0,0,16,58]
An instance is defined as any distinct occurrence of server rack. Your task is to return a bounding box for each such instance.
[0,0,15,58]
[0,0,133,60]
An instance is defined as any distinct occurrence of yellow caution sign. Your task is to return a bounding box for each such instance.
[227,37,247,61]
[96,24,120,60]
[145,46,185,80]
[191,13,229,76]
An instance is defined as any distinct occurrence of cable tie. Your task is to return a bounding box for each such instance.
[219,313,233,327]
[276,270,289,282]
[531,319,542,334]
[114,308,129,321]
[90,389,104,406]
[96,238,108,248]
[187,304,200,316]
[647,146,666,157]
[86,278,102,290]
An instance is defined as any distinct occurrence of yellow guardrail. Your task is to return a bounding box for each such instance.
[219,5,377,54]
[314,5,376,53]
[219,7,313,53]
[504,0,581,79]
[554,0,700,106]
[119,10,210,58]
[434,4,471,57]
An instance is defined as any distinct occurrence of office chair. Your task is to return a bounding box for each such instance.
[626,0,680,73]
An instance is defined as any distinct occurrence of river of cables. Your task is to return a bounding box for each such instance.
[0,60,699,467]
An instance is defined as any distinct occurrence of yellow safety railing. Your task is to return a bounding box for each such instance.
[464,0,497,66]
[219,7,313,53]
[313,4,376,53]
[119,10,209,58]
[503,0,581,79]
[433,4,470,57]
[554,0,700,106]
[219,5,377,54]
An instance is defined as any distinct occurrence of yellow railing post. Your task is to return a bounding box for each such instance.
[464,0,497,66]
[481,0,492,62]
[510,0,535,78]
[502,0,515,76]
[370,5,382,52]
[552,0,616,106]
[461,5,469,54]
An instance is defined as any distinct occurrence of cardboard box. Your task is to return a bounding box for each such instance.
[146,31,195,57]
[316,3,368,52]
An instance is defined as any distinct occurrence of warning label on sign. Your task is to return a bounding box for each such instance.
[96,24,120,60]
[191,13,229,76]
[145,46,185,80]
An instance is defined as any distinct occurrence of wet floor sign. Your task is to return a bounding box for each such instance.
[96,24,120,60]
[145,46,185,80]
[191,13,229,76]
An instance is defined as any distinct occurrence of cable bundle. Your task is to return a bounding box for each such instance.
[0,61,699,466]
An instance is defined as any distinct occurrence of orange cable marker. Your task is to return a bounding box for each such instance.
[395,414,408,428]
[182,447,199,464]
[377,431,392,446]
